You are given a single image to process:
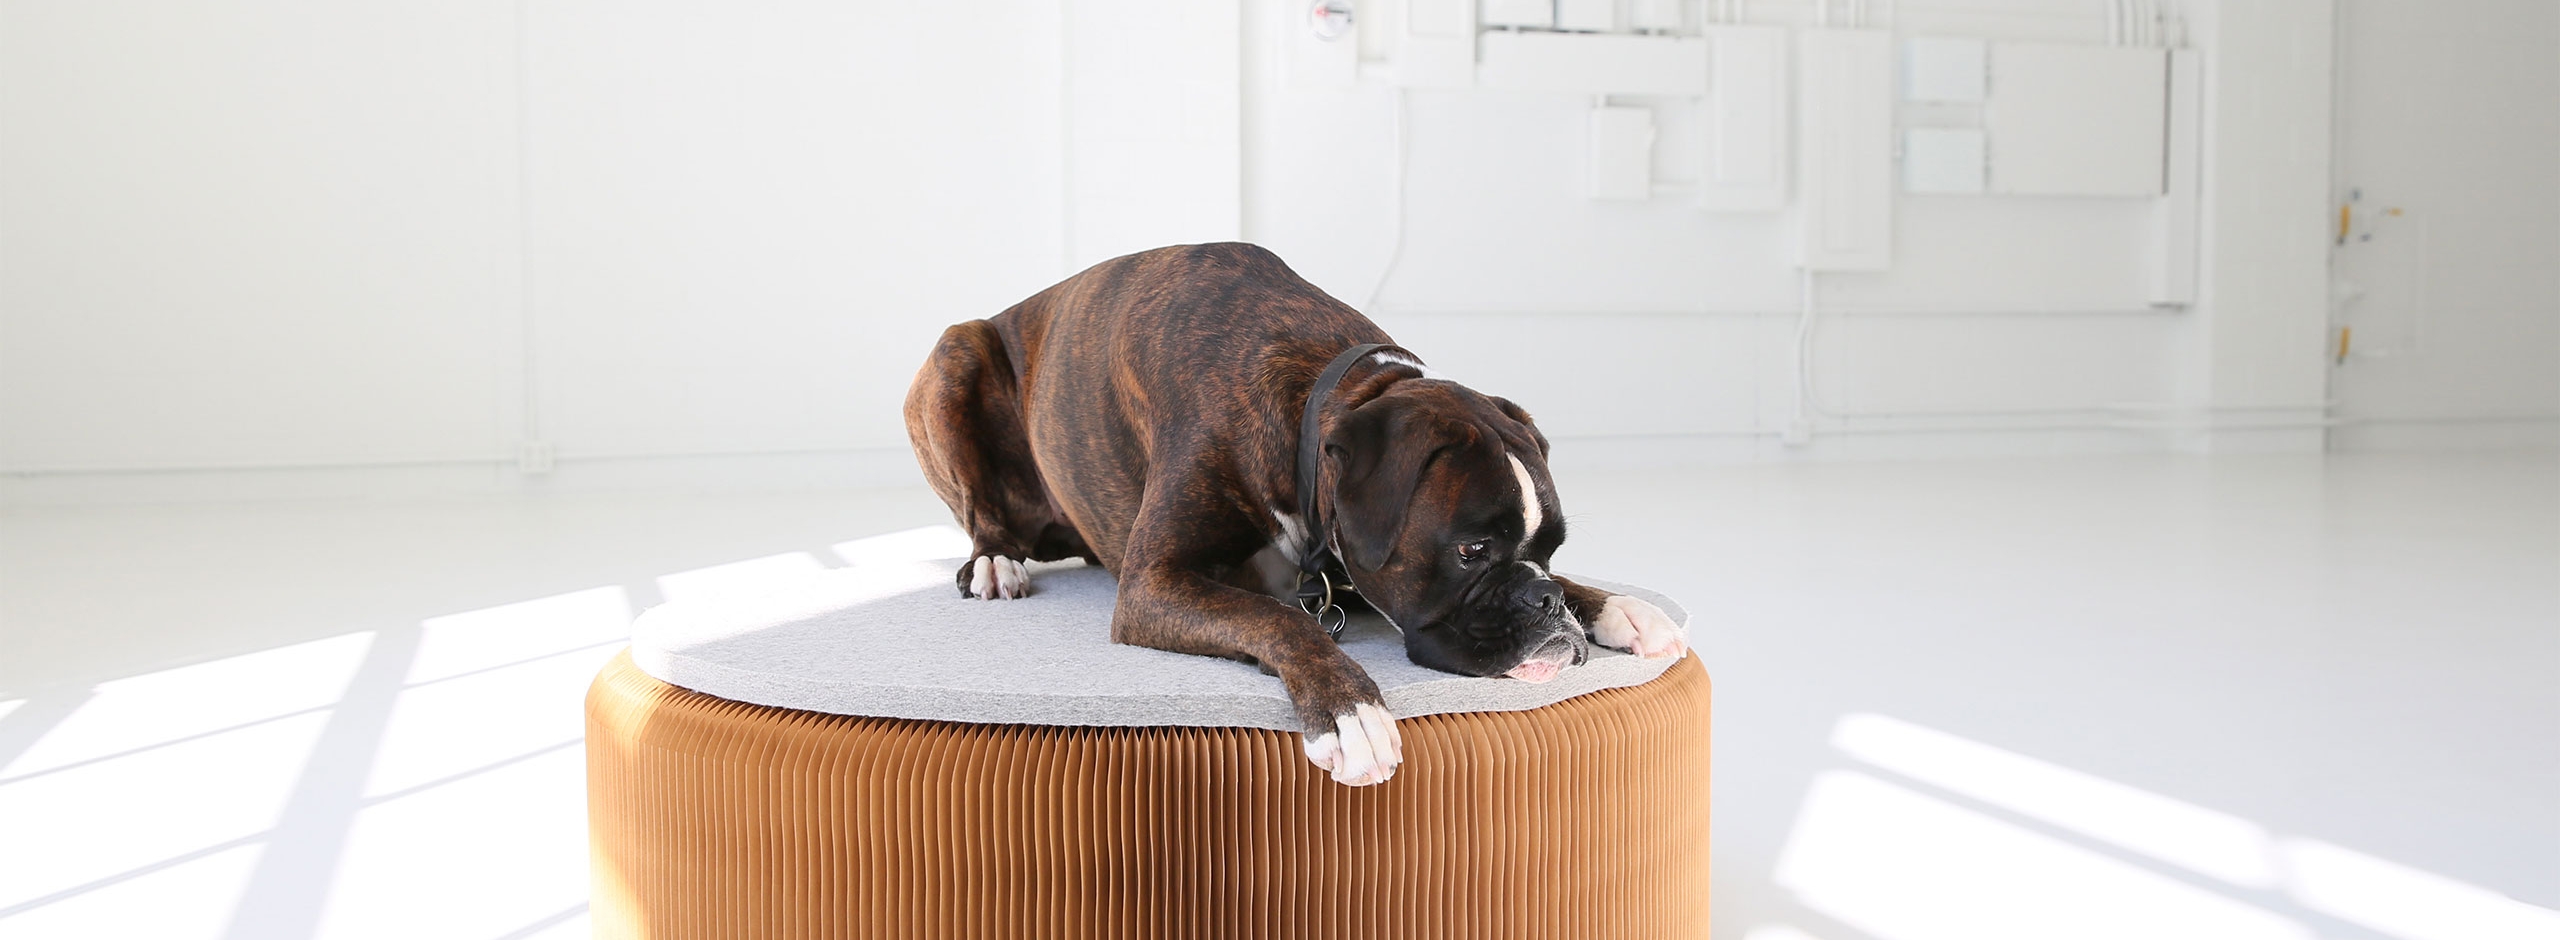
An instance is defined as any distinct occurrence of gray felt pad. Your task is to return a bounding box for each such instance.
[630,558,1686,730]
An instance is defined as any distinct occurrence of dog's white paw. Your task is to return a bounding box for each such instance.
[965,555,1031,599]
[1589,594,1687,660]
[1301,703,1403,787]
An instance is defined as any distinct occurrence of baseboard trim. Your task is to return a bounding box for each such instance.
[0,448,929,508]
[2330,414,2560,453]
[1545,424,2173,474]
[37,413,2539,507]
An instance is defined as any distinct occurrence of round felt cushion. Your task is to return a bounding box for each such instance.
[628,560,1687,730]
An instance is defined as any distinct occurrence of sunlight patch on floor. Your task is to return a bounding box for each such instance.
[408,587,632,685]
[1776,769,2313,940]
[831,524,971,567]
[0,842,265,940]
[1777,713,2560,940]
[2284,838,2560,940]
[0,712,330,914]
[364,650,607,800]
[319,748,592,940]
[653,552,831,605]
[1831,712,2281,887]
[0,539,951,938]
[1,633,371,779]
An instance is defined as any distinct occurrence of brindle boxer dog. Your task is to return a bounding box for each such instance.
[904,243,1686,786]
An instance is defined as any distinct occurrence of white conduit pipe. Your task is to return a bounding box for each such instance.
[1796,269,1832,420]
[1363,89,1410,314]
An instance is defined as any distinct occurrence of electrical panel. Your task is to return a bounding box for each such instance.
[1904,37,1987,102]
[1698,25,1789,212]
[1322,4,2191,278]
[2150,49,2202,305]
[1589,106,1655,200]
[1477,32,1707,96]
[1556,0,1614,33]
[1630,0,1683,31]
[1482,0,1554,30]
[1905,128,1986,194]
[1797,29,1895,270]
[1987,43,2168,196]
[1395,0,1478,88]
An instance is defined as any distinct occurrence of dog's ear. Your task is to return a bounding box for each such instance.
[1325,396,1466,571]
[1491,396,1551,458]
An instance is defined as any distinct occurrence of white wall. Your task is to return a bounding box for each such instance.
[1066,2,1244,268]
[1243,0,2230,465]
[2167,0,2339,453]
[0,0,1234,501]
[2327,0,2560,450]
[521,1,1073,464]
[12,0,2539,503]
[1,2,524,472]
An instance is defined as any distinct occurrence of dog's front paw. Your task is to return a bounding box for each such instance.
[1588,594,1687,659]
[1301,702,1402,787]
[959,555,1031,599]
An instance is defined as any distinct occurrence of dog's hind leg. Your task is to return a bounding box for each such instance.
[904,320,1078,598]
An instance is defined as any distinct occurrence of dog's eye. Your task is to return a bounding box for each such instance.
[1456,540,1489,562]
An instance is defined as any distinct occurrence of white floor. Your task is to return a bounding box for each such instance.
[0,453,2552,940]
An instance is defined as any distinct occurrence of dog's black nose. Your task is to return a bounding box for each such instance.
[1519,579,1563,615]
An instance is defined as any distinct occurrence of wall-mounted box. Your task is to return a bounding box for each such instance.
[1396,0,1478,88]
[1589,106,1655,200]
[1630,0,1683,30]
[1904,128,1986,194]
[1987,42,2168,196]
[1483,0,1554,29]
[1557,0,1614,32]
[1904,37,1986,102]
[2150,49,2202,305]
[1796,29,1895,270]
[1698,25,1788,212]
[1477,31,1708,96]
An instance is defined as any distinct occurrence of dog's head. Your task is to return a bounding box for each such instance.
[1324,381,1587,682]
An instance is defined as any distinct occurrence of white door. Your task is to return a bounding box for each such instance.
[2326,0,2560,450]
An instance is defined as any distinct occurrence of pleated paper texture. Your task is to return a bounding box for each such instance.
[588,650,1710,939]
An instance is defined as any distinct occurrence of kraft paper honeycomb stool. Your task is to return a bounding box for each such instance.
[586,559,1709,939]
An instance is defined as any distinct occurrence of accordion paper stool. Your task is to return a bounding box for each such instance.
[587,560,1710,939]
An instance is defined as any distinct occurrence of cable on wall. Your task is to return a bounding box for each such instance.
[1795,268,1838,423]
[1363,87,1411,313]
[512,0,547,473]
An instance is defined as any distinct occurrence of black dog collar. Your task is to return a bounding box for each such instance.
[1294,342,1419,637]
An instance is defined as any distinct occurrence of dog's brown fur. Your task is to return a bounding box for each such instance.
[906,243,1630,770]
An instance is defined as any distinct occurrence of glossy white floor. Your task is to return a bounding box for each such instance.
[0,453,2552,940]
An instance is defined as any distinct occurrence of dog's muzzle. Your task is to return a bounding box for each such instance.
[1501,622,1589,684]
